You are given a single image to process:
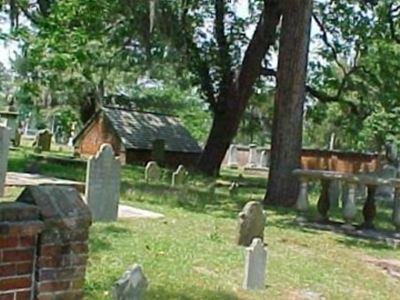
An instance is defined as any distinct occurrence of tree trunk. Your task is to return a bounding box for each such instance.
[264,0,313,207]
[196,0,282,176]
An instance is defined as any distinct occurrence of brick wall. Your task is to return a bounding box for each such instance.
[0,186,92,300]
[0,202,44,300]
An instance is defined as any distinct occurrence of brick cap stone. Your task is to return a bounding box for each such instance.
[16,185,92,229]
[0,202,40,222]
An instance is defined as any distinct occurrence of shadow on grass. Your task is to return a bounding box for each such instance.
[145,286,239,300]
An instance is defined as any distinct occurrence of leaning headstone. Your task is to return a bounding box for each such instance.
[145,161,161,183]
[34,129,52,151]
[247,144,258,167]
[237,201,266,247]
[152,139,165,165]
[171,165,187,187]
[227,144,239,168]
[85,144,121,222]
[375,164,397,203]
[112,264,148,300]
[0,126,10,197]
[243,238,267,290]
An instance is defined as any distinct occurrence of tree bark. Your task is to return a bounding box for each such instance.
[196,0,282,176]
[264,0,313,207]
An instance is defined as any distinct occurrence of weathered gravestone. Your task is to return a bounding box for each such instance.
[243,238,267,290]
[152,139,165,165]
[0,126,10,197]
[85,144,121,222]
[247,144,258,167]
[227,144,239,168]
[237,201,266,247]
[112,264,148,300]
[171,165,187,187]
[259,150,269,168]
[145,161,161,183]
[34,129,52,151]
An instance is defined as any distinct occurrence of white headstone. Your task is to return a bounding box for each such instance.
[243,238,267,290]
[112,264,148,300]
[0,126,10,197]
[145,161,161,182]
[85,144,121,222]
[172,165,187,187]
[259,150,269,168]
[227,144,238,168]
[247,144,258,167]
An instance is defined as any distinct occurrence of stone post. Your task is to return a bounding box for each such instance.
[227,144,238,168]
[242,238,267,290]
[247,144,258,167]
[259,150,269,168]
[295,177,309,219]
[0,126,10,197]
[342,183,357,228]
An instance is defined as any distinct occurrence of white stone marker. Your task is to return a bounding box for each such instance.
[0,126,10,197]
[259,150,268,168]
[145,161,161,183]
[243,238,267,290]
[171,165,187,187]
[85,144,120,222]
[247,144,258,167]
[227,144,238,168]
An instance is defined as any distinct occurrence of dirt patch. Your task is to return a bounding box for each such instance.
[363,256,400,281]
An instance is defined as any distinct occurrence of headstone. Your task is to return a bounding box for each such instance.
[227,144,239,168]
[85,144,121,222]
[171,165,187,187]
[34,129,52,151]
[0,126,10,197]
[375,164,397,202]
[152,139,165,165]
[145,161,161,183]
[237,201,266,246]
[247,144,258,167]
[242,238,267,290]
[259,150,269,168]
[112,264,148,300]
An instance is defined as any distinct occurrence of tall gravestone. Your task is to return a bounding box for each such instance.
[85,144,121,222]
[0,126,10,197]
[237,201,266,246]
[243,238,267,290]
[259,150,269,168]
[247,144,258,167]
[145,161,161,183]
[171,165,187,187]
[227,144,239,168]
[152,139,165,166]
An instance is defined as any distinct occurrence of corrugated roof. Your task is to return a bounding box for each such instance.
[103,107,202,153]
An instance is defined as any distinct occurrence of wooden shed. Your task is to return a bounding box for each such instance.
[73,106,202,167]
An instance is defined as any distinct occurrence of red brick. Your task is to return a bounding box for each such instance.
[37,256,62,268]
[40,244,70,256]
[0,237,19,248]
[62,255,88,267]
[38,281,70,292]
[16,290,31,300]
[19,236,36,248]
[70,243,88,254]
[39,267,85,281]
[0,276,31,290]
[2,249,33,262]
[0,293,15,300]
[16,262,33,275]
[0,264,17,277]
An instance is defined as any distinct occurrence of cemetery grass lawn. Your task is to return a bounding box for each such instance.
[7,149,400,299]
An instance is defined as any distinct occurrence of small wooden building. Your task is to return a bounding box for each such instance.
[73,106,202,167]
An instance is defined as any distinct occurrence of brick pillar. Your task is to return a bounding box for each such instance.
[17,185,92,300]
[0,202,44,300]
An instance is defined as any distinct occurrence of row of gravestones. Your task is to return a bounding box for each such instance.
[227,144,269,169]
[145,161,188,187]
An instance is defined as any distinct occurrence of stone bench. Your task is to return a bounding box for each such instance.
[293,169,400,231]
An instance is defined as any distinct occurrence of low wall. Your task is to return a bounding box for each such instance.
[0,185,92,300]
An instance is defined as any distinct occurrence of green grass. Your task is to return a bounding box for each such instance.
[6,147,400,300]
